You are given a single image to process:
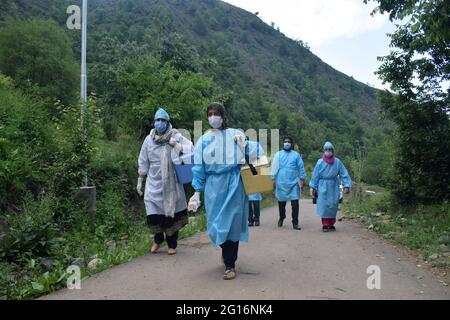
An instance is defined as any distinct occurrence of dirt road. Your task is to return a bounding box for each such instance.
[41,200,449,300]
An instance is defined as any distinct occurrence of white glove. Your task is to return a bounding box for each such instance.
[234,135,247,149]
[188,192,201,212]
[169,137,183,154]
[169,137,178,147]
[137,177,144,197]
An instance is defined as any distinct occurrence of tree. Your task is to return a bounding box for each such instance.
[365,0,450,204]
[362,141,393,186]
[0,18,78,107]
[161,33,201,72]
[114,56,217,138]
[366,0,449,106]
[295,39,310,50]
[193,15,208,36]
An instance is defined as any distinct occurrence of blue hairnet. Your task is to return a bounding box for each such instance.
[323,142,334,150]
[154,108,170,121]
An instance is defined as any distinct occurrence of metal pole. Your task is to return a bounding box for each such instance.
[81,0,88,187]
[73,0,96,214]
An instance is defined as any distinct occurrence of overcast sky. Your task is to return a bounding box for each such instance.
[222,0,395,89]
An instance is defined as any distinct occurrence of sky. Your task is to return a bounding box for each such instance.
[222,0,396,89]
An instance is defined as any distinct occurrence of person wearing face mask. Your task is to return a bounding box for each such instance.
[188,102,251,280]
[309,142,352,232]
[137,108,193,255]
[271,137,307,230]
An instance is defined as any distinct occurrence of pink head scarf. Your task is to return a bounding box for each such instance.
[322,141,335,165]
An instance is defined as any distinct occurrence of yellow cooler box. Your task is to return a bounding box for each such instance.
[240,156,273,195]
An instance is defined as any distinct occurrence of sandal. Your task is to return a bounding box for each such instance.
[151,243,160,254]
[223,268,236,280]
[168,248,177,255]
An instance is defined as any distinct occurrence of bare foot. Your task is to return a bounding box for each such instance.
[151,243,160,254]
[168,248,177,255]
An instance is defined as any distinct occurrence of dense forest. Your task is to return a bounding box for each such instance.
[0,0,447,299]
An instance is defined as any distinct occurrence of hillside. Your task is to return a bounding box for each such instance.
[0,0,384,161]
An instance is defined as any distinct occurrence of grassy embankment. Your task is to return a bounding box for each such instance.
[341,185,450,273]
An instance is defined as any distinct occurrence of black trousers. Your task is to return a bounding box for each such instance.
[154,231,179,249]
[278,200,299,225]
[220,240,239,270]
[248,200,261,223]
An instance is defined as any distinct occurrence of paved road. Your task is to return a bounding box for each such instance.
[41,200,449,300]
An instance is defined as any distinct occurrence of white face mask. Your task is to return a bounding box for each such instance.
[208,115,223,129]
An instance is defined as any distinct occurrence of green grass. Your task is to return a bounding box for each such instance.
[342,187,450,270]
[0,205,206,300]
[261,192,277,209]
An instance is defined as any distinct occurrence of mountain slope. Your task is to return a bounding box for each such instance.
[0,0,383,160]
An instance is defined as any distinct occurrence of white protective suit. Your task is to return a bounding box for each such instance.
[138,130,193,216]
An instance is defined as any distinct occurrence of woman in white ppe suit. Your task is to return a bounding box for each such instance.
[137,108,193,255]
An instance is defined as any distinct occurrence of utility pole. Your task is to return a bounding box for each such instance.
[356,144,367,203]
[81,0,88,187]
[68,0,96,213]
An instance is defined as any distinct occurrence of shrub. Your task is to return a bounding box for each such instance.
[95,186,130,239]
[0,78,57,211]
[2,194,60,261]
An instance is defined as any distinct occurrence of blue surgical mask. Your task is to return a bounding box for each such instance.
[324,151,333,158]
[155,121,167,133]
[283,143,292,150]
[208,116,223,129]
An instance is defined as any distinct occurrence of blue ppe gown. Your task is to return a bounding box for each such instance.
[309,158,352,218]
[192,128,249,247]
[271,150,307,202]
[248,193,263,201]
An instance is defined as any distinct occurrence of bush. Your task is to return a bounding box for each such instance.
[2,194,60,261]
[0,77,57,211]
[95,186,130,238]
[90,133,139,193]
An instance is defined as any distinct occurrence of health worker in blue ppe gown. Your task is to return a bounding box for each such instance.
[189,102,252,281]
[309,142,352,232]
[271,136,307,230]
